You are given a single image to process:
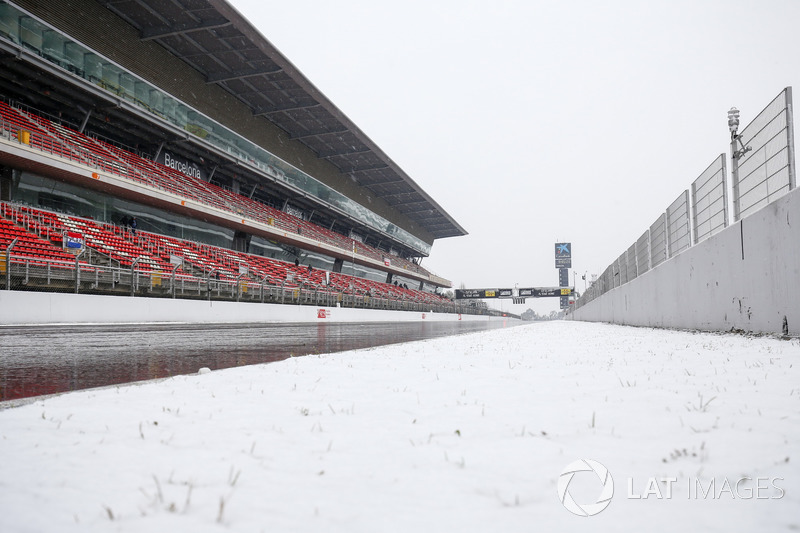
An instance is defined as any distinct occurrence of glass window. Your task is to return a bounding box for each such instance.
[14,171,235,247]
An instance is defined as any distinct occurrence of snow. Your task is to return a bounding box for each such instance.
[0,321,798,532]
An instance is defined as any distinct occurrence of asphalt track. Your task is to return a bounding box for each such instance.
[0,320,523,401]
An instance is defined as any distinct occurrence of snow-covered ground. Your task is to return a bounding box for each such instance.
[0,321,798,532]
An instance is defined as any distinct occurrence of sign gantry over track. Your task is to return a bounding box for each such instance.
[454,241,576,304]
[454,287,573,305]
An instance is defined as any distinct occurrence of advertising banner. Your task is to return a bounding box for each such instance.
[455,288,513,299]
[555,242,572,268]
[64,231,84,250]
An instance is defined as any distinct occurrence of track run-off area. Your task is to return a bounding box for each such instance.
[0,320,798,532]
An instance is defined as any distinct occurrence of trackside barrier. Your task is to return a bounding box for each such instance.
[570,185,799,335]
[0,255,510,318]
[573,88,796,314]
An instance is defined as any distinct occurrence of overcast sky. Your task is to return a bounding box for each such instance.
[229,0,800,314]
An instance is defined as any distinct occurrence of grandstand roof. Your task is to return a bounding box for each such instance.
[94,0,466,241]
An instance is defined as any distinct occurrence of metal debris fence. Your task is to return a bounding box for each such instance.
[573,88,796,311]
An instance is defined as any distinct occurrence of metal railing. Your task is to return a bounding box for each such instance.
[0,254,501,317]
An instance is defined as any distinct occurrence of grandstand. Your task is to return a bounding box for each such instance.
[0,0,479,317]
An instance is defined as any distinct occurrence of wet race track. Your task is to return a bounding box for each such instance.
[0,320,522,402]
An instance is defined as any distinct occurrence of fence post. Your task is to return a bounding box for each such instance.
[171,263,179,298]
[236,273,244,302]
[787,87,796,192]
[682,189,691,249]
[5,238,19,290]
[75,248,86,294]
[731,136,741,222]
[130,257,140,297]
[690,179,699,245]
[720,156,730,229]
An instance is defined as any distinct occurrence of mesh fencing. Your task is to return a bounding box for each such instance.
[617,250,628,285]
[649,213,668,268]
[734,87,796,220]
[666,190,691,258]
[692,154,728,244]
[626,243,637,281]
[635,229,650,275]
[572,88,796,313]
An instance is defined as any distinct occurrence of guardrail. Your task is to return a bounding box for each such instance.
[0,254,506,317]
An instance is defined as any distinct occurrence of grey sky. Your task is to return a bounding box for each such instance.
[230,0,800,314]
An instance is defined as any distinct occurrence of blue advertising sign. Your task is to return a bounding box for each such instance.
[555,242,572,268]
[65,231,84,249]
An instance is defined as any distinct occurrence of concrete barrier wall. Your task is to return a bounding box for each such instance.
[570,187,799,335]
[0,290,509,325]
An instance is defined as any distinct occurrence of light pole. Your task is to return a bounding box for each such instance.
[727,106,739,137]
[728,106,751,221]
